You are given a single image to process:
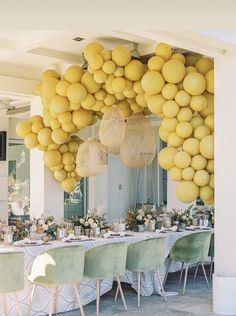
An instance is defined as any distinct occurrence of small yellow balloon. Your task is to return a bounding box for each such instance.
[67,83,87,103]
[199,135,214,159]
[61,177,77,192]
[24,133,38,149]
[209,174,214,189]
[174,151,191,169]
[44,150,62,167]
[37,128,52,146]
[42,69,60,81]
[204,114,214,131]
[162,83,178,100]
[42,78,59,99]
[176,122,193,138]
[162,59,186,84]
[84,42,104,61]
[51,128,69,145]
[191,116,204,130]
[155,42,172,61]
[31,121,44,134]
[94,69,108,83]
[162,100,179,118]
[148,55,165,71]
[205,69,214,94]
[206,159,214,174]
[177,107,193,122]
[194,125,211,140]
[175,90,191,107]
[170,166,182,181]
[161,117,178,132]
[56,80,70,97]
[168,132,184,147]
[141,71,165,95]
[54,169,67,181]
[62,152,75,165]
[195,57,214,76]
[199,185,214,201]
[50,118,61,130]
[190,95,207,112]
[112,46,131,66]
[193,170,210,187]
[183,72,206,96]
[58,111,72,125]
[182,167,195,181]
[112,78,126,93]
[147,94,166,115]
[183,138,200,156]
[59,144,69,154]
[51,95,70,114]
[81,72,101,94]
[16,121,32,138]
[158,126,170,142]
[72,108,93,128]
[158,147,178,170]
[191,154,207,170]
[124,60,144,81]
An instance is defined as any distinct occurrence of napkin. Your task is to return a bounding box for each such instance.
[103,232,111,238]
[14,238,43,246]
[62,234,76,242]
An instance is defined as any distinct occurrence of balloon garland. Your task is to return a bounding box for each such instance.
[16,41,214,206]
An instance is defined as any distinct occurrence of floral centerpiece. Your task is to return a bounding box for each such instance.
[72,211,108,231]
[30,216,58,240]
[11,219,32,241]
[193,206,214,227]
[168,205,193,229]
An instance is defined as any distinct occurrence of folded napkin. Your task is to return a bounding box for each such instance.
[103,232,111,238]
[62,234,89,242]
[14,238,43,246]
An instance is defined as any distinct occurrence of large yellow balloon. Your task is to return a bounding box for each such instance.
[61,177,77,192]
[147,94,166,115]
[183,72,206,96]
[176,122,193,138]
[199,135,214,159]
[191,154,207,170]
[16,121,32,138]
[51,128,69,145]
[112,46,131,66]
[54,169,67,181]
[155,42,172,61]
[200,185,214,201]
[205,69,214,94]
[182,167,195,181]
[193,170,210,187]
[84,42,104,61]
[125,60,144,81]
[141,71,165,95]
[162,59,186,84]
[37,128,52,146]
[170,166,182,181]
[72,108,93,128]
[24,133,38,149]
[158,147,178,170]
[174,151,191,169]
[67,83,87,103]
[183,138,200,156]
[176,181,199,203]
[162,100,179,118]
[44,150,62,167]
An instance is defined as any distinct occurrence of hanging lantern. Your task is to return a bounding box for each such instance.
[120,114,157,168]
[76,138,108,177]
[99,106,126,148]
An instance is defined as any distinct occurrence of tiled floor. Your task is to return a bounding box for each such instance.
[63,267,216,316]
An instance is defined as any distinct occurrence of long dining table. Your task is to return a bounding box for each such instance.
[0,229,210,315]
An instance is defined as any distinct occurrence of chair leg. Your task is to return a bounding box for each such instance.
[55,286,58,315]
[27,284,36,316]
[96,279,101,316]
[193,262,200,282]
[156,269,167,302]
[182,263,189,295]
[2,294,7,316]
[114,282,119,302]
[14,292,22,316]
[117,276,127,311]
[201,262,210,289]
[49,287,54,316]
[179,262,184,286]
[137,272,141,308]
[163,259,171,288]
[74,283,85,316]
[210,257,214,281]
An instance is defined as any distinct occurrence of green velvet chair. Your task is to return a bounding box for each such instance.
[164,231,211,294]
[0,251,24,316]
[118,237,167,308]
[27,245,85,316]
[83,242,128,316]
[193,232,214,282]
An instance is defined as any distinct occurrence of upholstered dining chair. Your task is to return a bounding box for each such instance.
[193,232,214,282]
[83,242,128,316]
[163,231,211,294]
[0,251,24,316]
[27,245,85,316]
[117,236,167,308]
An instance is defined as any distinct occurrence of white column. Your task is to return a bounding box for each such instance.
[213,52,236,315]
[30,97,64,219]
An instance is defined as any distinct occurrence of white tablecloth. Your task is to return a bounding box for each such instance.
[1,230,204,315]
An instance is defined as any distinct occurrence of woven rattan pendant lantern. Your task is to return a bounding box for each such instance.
[120,114,157,168]
[99,106,126,148]
[76,138,108,177]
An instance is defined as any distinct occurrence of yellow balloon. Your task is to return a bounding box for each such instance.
[102,60,116,75]
[182,167,195,181]
[112,46,131,66]
[190,95,207,112]
[177,107,193,122]
[50,118,61,130]
[56,80,70,97]
[162,83,178,100]
[114,66,125,77]
[199,92,214,118]
[100,49,111,61]
[88,54,104,70]
[168,132,184,147]
[81,94,96,110]
[185,53,202,66]
[30,115,43,124]
[191,154,207,170]
[31,121,44,134]
[44,149,62,167]
[175,90,191,107]
[37,128,52,146]
[64,164,76,172]
[190,116,204,130]
[174,151,191,169]
[176,122,193,138]
[112,78,126,93]
[206,159,214,174]
[135,94,147,108]
[16,121,32,138]
[158,147,178,170]
[130,101,143,113]
[51,95,69,114]
[147,94,166,115]
[84,42,104,60]
[170,166,183,181]
[162,117,178,132]
[81,72,101,93]
[42,78,59,99]
[133,80,144,94]
[61,177,77,193]
[141,71,165,95]
[42,69,60,81]
[95,89,106,101]
[176,181,199,203]
[104,93,116,106]
[59,144,69,154]
[199,135,214,159]
[68,141,79,153]
[62,122,76,133]
[199,185,214,201]
[47,143,60,150]
[125,60,144,81]
[54,169,67,181]
[158,126,170,142]
[183,72,206,96]
[162,100,179,118]
[162,59,186,84]
[148,55,165,72]
[51,128,69,145]
[186,66,197,74]
[67,83,87,103]
[195,57,214,76]
[171,53,186,64]
[58,111,72,125]
[62,152,74,165]
[194,125,211,140]
[24,133,38,149]
[205,69,214,94]
[155,42,172,61]
[209,174,214,189]
[193,170,210,187]
[205,114,214,131]
[94,69,108,83]
[37,144,47,151]
[72,108,93,128]
[183,138,200,156]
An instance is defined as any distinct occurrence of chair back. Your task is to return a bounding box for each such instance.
[0,251,24,293]
[28,245,85,286]
[126,237,166,272]
[84,242,128,279]
[208,232,214,257]
[170,231,211,263]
